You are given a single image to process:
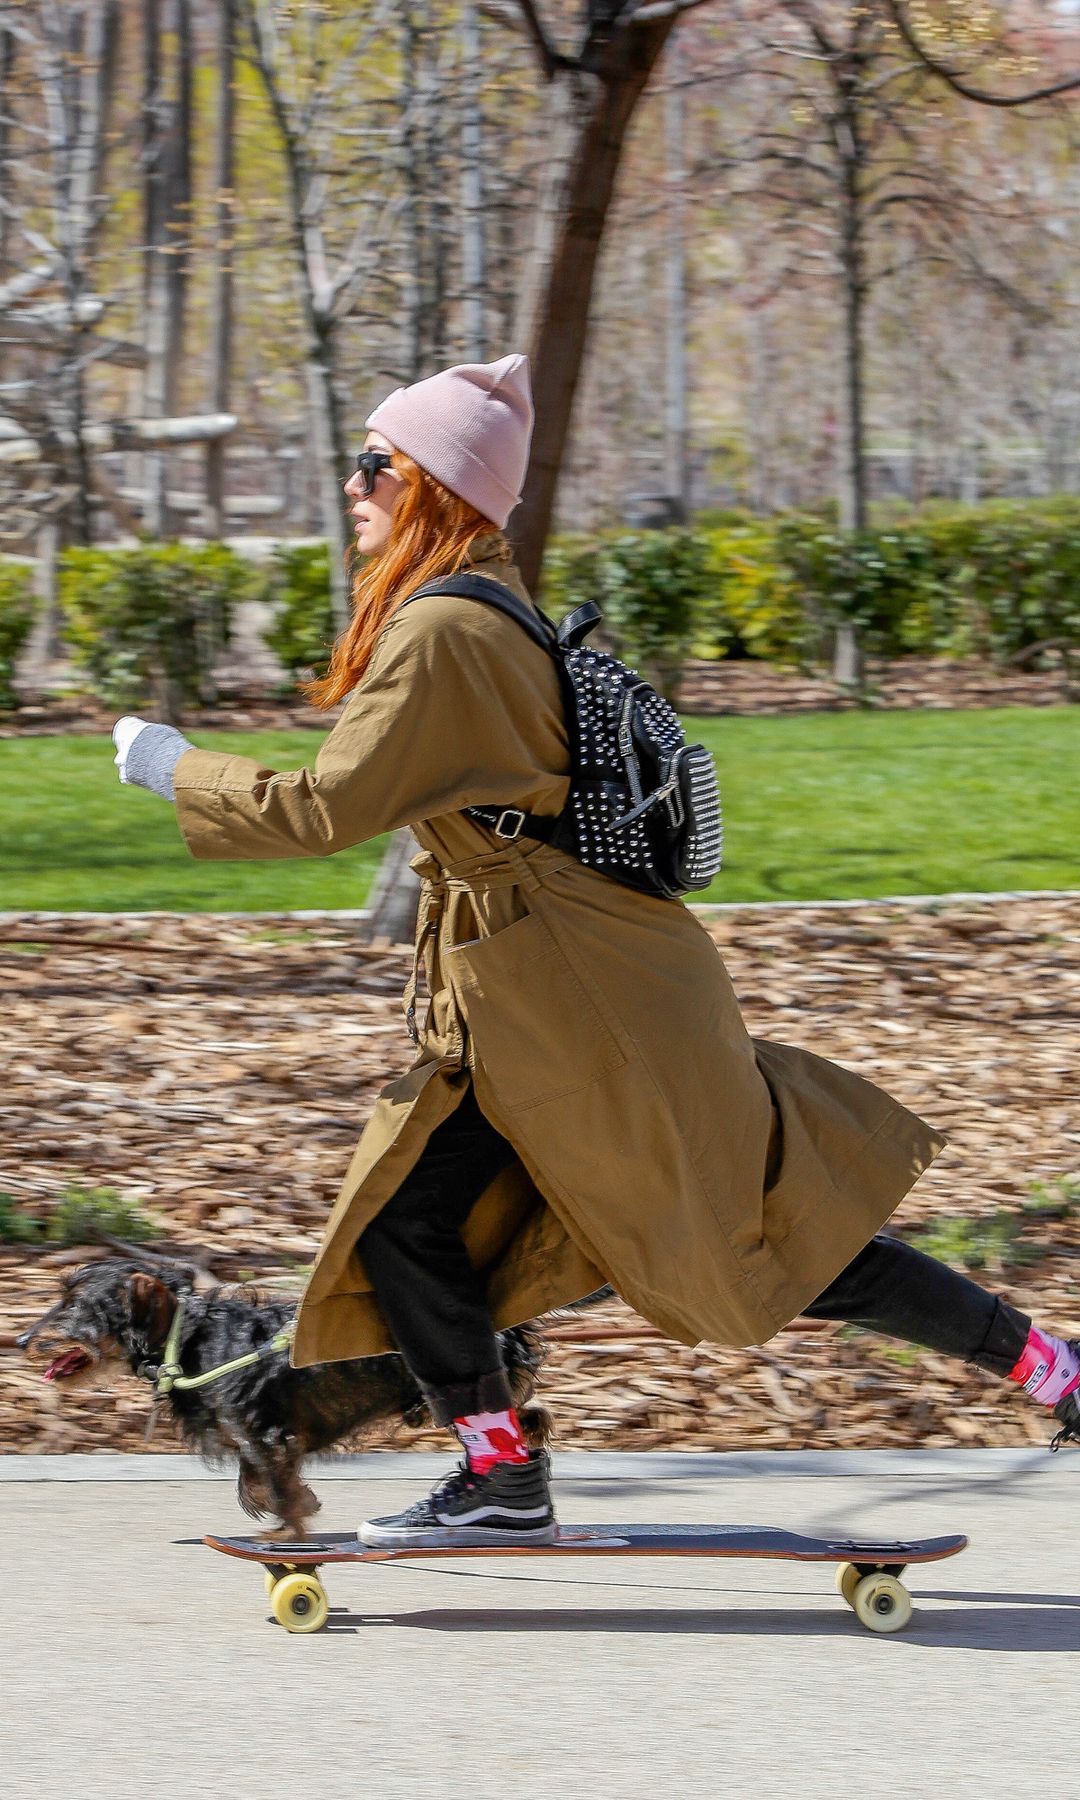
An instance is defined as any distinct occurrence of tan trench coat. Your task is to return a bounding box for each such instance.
[173,535,946,1368]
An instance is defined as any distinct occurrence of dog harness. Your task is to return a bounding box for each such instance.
[151,1292,293,1397]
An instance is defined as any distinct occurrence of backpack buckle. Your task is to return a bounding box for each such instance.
[493,808,526,840]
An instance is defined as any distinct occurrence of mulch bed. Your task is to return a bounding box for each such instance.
[676,656,1074,716]
[2,656,1073,738]
[1,896,1077,1456]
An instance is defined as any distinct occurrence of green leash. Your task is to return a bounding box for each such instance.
[153,1293,293,1396]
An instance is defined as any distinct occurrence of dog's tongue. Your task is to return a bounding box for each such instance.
[43,1349,92,1381]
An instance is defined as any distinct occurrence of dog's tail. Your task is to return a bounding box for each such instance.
[498,1288,616,1448]
[499,1320,555,1448]
[517,1401,555,1449]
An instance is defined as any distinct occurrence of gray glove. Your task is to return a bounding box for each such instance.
[112,717,195,803]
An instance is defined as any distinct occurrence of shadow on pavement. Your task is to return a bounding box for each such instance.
[314,1601,1077,1650]
[919,1588,1080,1607]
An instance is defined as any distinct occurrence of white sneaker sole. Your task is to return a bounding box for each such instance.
[358,1519,558,1549]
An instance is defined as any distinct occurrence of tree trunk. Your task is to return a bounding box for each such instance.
[832,621,863,688]
[664,37,688,523]
[836,155,867,531]
[459,0,486,360]
[363,6,436,954]
[363,828,422,945]
[55,7,90,550]
[421,21,449,367]
[304,329,351,632]
[0,24,14,290]
[834,92,867,689]
[141,0,192,539]
[142,0,167,536]
[163,0,191,420]
[34,517,66,666]
[369,10,675,947]
[205,0,236,542]
[65,0,119,549]
[511,14,676,591]
[244,4,351,626]
[398,4,425,376]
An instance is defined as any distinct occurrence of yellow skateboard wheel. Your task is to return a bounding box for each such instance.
[270,1571,329,1634]
[852,1572,913,1634]
[263,1562,297,1599]
[835,1562,861,1608]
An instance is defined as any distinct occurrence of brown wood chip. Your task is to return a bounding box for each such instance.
[1,895,1077,1455]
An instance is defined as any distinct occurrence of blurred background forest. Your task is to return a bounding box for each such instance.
[3,0,1080,719]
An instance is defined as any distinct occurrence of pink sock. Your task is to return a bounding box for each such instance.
[453,1407,530,1476]
[1008,1327,1080,1406]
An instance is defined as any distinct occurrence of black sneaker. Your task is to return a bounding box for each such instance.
[358,1449,557,1548]
[1051,1343,1080,1450]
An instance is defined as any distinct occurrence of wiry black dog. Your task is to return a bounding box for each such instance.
[18,1256,554,1537]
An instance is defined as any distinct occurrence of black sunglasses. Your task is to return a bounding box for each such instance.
[354,449,394,496]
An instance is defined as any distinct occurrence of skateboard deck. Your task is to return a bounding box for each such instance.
[204,1524,967,1636]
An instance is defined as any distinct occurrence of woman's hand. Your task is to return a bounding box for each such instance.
[111,716,195,803]
[112,716,153,783]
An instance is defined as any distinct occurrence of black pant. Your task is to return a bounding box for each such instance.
[800,1230,1029,1375]
[356,1084,1032,1416]
[357,1084,522,1425]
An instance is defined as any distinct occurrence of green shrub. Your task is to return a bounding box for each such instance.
[699,521,806,663]
[902,1201,1057,1275]
[58,541,257,719]
[916,501,1080,662]
[536,531,610,624]
[698,499,1080,669]
[260,542,336,685]
[0,1181,160,1246]
[255,499,1080,696]
[769,517,945,660]
[0,560,37,710]
[1021,1174,1079,1219]
[904,1212,1018,1273]
[0,1191,44,1243]
[538,528,711,703]
[45,1181,160,1247]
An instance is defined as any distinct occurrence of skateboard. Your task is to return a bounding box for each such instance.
[204,1522,967,1635]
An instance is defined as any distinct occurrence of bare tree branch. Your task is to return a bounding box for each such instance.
[510,0,567,79]
[887,2,1080,108]
[630,0,718,24]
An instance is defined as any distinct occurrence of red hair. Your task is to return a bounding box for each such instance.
[302,449,508,709]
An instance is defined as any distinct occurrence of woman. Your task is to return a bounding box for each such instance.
[113,352,1079,1547]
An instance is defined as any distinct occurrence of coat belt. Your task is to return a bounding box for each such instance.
[400,839,565,1046]
[402,881,444,1048]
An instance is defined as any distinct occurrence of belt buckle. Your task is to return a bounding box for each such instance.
[493,808,526,840]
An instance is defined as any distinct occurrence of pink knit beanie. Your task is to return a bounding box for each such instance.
[365,352,534,528]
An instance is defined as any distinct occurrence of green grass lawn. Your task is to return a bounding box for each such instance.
[1,707,1077,911]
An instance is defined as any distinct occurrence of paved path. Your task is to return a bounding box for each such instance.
[2,1450,1075,1800]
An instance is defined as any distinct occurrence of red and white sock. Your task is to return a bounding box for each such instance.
[1008,1327,1080,1407]
[453,1407,530,1476]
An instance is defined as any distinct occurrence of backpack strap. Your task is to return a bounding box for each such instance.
[402,572,560,654]
[464,802,561,844]
[397,571,570,847]
[556,600,603,649]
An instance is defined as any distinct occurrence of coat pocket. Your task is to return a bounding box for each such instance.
[446,909,628,1112]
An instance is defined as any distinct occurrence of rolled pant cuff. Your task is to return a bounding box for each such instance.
[420,1366,515,1427]
[968,1295,1032,1377]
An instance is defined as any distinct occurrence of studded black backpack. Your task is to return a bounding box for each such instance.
[402,573,723,900]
